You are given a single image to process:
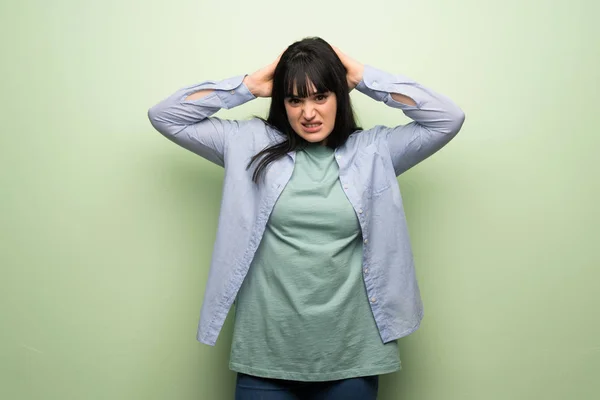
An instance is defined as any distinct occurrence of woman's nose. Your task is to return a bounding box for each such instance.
[302,103,316,119]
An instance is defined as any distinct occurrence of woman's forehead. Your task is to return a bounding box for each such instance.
[289,79,318,97]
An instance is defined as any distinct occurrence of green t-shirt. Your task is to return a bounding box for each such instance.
[229,143,400,382]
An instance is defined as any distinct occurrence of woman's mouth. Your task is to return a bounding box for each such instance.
[301,122,322,133]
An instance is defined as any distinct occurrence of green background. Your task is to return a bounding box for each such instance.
[1,0,598,399]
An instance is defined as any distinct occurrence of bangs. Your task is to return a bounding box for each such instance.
[283,60,333,98]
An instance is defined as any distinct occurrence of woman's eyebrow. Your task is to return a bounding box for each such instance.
[285,90,329,99]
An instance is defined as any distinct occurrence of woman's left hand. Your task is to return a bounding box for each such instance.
[332,46,365,91]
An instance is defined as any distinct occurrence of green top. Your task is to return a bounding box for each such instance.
[229,143,400,382]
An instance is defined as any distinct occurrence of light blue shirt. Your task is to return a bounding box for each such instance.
[147,65,465,346]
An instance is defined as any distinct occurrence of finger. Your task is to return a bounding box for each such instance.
[272,47,287,65]
[331,45,345,59]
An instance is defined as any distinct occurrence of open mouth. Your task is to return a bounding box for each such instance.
[301,122,322,133]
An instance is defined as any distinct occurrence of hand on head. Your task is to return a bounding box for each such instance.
[245,41,364,98]
[331,45,365,91]
[244,51,283,98]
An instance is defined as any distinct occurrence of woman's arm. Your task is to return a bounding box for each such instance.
[334,47,465,176]
[184,58,278,101]
[147,56,279,166]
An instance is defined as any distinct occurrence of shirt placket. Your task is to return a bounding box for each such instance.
[334,148,377,307]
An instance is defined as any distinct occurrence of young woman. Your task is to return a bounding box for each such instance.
[148,37,465,400]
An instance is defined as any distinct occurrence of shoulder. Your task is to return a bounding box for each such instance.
[344,125,390,152]
[228,117,285,153]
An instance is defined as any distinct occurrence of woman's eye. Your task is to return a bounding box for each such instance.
[315,94,327,102]
[288,98,301,105]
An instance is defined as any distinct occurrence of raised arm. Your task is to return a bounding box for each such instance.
[147,56,280,166]
[333,47,465,176]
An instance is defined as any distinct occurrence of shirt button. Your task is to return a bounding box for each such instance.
[370,297,377,303]
[372,81,378,87]
[364,238,368,244]
[336,155,342,160]
[364,268,369,274]
[230,90,235,94]
[344,185,348,190]
[358,209,363,214]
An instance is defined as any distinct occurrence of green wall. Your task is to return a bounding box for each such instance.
[1,0,598,399]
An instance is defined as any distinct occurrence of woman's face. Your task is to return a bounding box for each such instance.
[284,81,337,145]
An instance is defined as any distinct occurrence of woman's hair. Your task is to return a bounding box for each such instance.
[247,37,361,183]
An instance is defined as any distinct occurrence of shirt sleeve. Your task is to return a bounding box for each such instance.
[356,65,465,176]
[147,75,256,167]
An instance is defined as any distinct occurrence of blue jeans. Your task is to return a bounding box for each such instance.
[234,372,379,400]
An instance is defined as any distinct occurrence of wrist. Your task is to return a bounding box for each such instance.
[243,75,260,97]
[350,64,365,87]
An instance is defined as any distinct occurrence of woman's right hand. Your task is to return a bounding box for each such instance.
[243,53,282,98]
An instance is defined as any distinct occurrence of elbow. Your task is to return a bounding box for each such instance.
[147,105,170,137]
[448,106,465,137]
[147,105,160,129]
[147,105,186,138]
